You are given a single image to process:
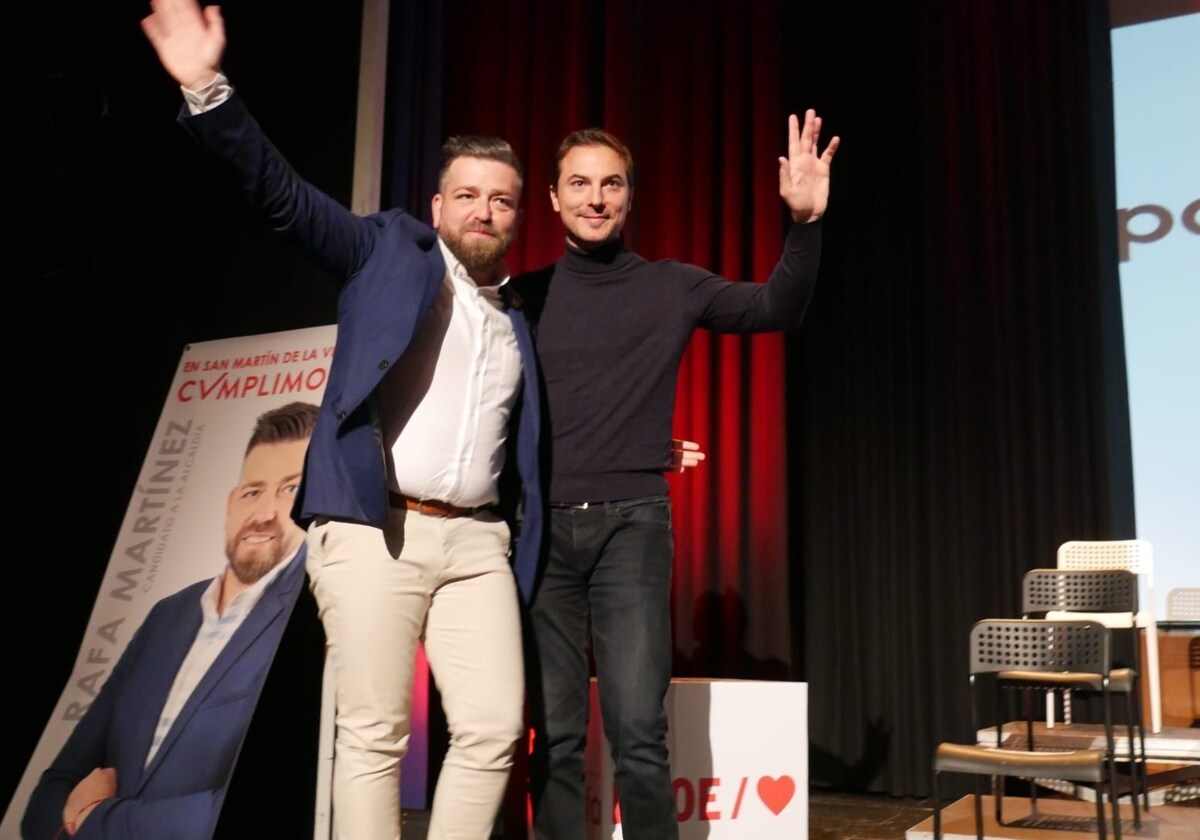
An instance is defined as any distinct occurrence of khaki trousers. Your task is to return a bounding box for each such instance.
[307,508,524,840]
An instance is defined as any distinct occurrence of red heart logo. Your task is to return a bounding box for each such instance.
[756,775,795,815]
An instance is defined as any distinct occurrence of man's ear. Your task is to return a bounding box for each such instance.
[431,193,443,229]
[549,184,561,213]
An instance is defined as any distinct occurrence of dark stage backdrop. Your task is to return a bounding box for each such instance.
[787,0,1131,795]
[428,0,1132,798]
[14,0,1131,815]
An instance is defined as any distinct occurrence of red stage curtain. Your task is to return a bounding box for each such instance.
[442,0,797,680]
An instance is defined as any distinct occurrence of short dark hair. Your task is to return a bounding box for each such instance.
[438,136,524,193]
[245,402,319,455]
[554,128,635,188]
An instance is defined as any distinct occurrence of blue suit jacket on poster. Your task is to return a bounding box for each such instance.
[177,93,544,601]
[21,549,308,840]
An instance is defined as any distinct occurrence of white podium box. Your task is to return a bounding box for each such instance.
[584,678,808,839]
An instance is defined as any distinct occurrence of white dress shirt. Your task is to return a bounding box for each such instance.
[376,240,521,508]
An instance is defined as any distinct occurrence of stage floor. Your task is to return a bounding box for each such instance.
[907,794,1200,839]
[978,722,1200,762]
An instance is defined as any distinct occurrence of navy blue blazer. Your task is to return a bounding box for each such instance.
[21,550,309,840]
[177,94,543,601]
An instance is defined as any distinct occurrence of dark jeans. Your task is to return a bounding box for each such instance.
[527,495,677,840]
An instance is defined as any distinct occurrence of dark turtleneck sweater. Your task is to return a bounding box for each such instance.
[513,221,821,504]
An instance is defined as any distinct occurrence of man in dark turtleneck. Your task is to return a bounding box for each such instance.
[514,110,839,840]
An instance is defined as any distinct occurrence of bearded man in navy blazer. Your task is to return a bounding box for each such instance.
[22,402,320,840]
[139,2,544,838]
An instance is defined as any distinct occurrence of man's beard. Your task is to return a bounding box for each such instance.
[226,523,288,586]
[441,223,511,274]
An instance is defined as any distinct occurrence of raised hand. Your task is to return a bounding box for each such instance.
[141,0,227,91]
[778,109,840,224]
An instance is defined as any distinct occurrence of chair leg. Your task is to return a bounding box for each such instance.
[1025,689,1040,813]
[1143,615,1162,734]
[1095,777,1108,840]
[973,774,985,840]
[1124,691,1142,827]
[996,687,1009,826]
[1109,772,1123,840]
[995,684,1005,748]
[992,773,1005,827]
[932,768,942,840]
[1104,693,1123,840]
[1132,676,1150,811]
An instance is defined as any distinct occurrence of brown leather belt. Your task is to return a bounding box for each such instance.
[388,491,490,518]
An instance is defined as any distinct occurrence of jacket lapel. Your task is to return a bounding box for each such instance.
[124,598,204,784]
[136,551,306,790]
[507,307,541,446]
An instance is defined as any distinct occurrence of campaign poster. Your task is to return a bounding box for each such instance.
[2,326,336,839]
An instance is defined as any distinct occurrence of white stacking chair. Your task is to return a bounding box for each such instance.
[1057,539,1162,733]
[1166,587,1200,621]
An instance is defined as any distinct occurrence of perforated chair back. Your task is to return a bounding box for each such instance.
[1057,539,1154,577]
[1056,539,1162,734]
[970,618,1110,679]
[1022,568,1137,627]
[1167,587,1200,621]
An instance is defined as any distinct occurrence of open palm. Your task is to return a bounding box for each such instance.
[778,109,840,223]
